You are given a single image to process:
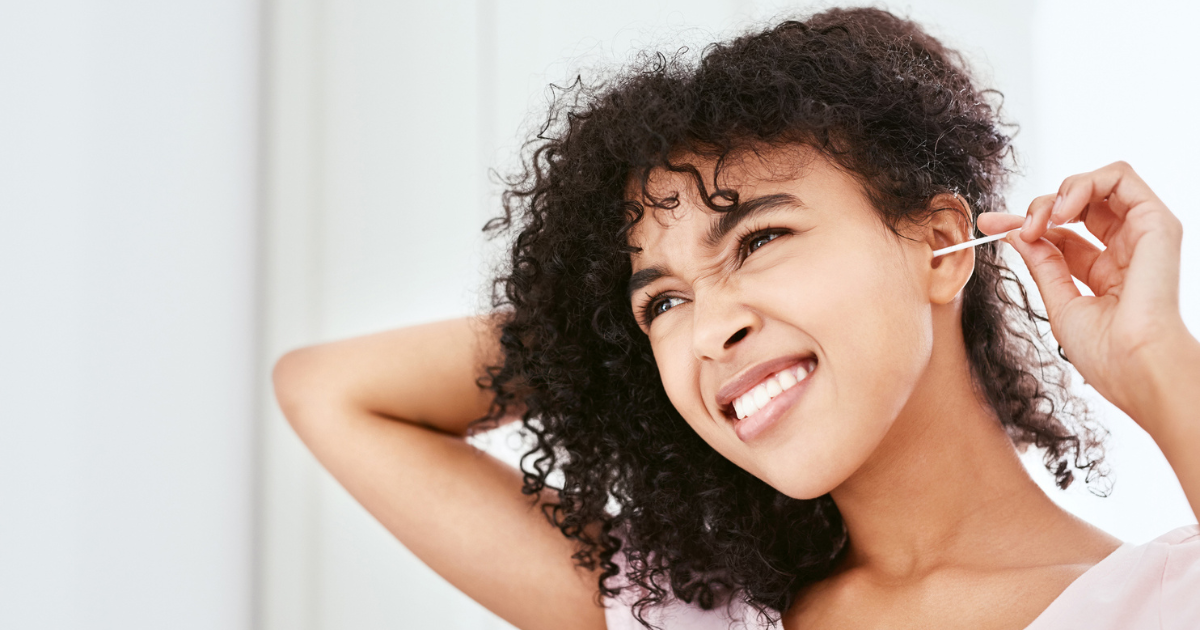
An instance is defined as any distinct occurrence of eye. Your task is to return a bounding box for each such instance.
[641,294,687,326]
[742,230,784,257]
[654,295,686,316]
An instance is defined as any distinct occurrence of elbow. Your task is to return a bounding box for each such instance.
[272,347,322,428]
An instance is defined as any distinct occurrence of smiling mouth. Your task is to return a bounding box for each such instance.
[724,358,817,422]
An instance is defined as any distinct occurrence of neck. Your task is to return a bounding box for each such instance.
[828,305,1089,577]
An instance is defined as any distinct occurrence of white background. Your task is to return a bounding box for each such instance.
[1,1,1196,629]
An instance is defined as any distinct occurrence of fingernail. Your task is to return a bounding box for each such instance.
[1052,194,1062,212]
[1022,214,1032,231]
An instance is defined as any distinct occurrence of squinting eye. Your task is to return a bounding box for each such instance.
[653,296,687,317]
[746,231,782,255]
[640,294,687,326]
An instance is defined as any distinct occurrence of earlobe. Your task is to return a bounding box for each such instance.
[924,194,975,305]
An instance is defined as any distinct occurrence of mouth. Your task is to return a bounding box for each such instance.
[717,356,817,442]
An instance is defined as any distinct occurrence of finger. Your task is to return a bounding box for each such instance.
[1074,197,1122,244]
[977,212,1023,235]
[1052,161,1160,228]
[1019,194,1059,243]
[1122,214,1185,307]
[1005,231,1082,321]
[1041,228,1103,293]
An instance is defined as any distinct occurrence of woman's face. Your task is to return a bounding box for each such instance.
[627,149,938,499]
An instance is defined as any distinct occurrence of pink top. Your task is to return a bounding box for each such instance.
[604,525,1200,629]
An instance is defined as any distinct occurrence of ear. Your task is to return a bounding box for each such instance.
[921,193,975,305]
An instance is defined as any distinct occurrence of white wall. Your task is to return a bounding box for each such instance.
[258,2,500,628]
[0,2,259,630]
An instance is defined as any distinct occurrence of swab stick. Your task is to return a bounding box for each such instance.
[931,228,1018,257]
[931,221,1060,258]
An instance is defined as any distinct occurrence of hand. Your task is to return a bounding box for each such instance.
[976,161,1193,429]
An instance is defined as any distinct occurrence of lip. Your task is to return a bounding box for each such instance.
[716,353,814,408]
[731,365,814,442]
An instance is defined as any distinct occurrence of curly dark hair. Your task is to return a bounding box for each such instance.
[472,7,1107,628]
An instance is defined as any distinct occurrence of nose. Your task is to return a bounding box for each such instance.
[691,288,759,362]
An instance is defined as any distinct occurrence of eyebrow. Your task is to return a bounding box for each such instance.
[704,192,805,248]
[627,266,666,301]
[626,193,805,302]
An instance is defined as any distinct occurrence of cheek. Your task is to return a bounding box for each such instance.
[651,323,741,457]
[768,243,932,385]
[650,326,705,421]
[841,263,932,421]
[749,244,934,496]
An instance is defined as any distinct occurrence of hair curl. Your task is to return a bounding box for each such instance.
[473,7,1107,628]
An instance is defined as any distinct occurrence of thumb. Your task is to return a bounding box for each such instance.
[1006,232,1083,322]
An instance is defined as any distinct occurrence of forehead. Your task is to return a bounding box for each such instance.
[628,147,805,233]
[624,146,844,257]
[629,144,814,202]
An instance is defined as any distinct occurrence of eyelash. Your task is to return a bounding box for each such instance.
[637,226,788,327]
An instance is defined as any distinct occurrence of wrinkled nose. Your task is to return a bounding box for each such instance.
[692,289,759,362]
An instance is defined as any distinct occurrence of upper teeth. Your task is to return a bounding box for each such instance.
[732,362,813,420]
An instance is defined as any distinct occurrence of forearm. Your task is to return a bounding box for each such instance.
[272,317,605,630]
[273,315,508,437]
[1139,328,1200,523]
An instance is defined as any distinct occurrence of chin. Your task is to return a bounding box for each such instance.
[758,454,853,500]
[753,421,880,500]
[769,472,844,501]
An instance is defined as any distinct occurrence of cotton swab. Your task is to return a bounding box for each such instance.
[931,228,1017,257]
[931,221,1060,258]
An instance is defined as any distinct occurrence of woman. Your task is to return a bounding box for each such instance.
[273,7,1199,629]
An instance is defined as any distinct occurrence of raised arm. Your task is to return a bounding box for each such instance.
[979,161,1200,524]
[272,316,606,630]
[1137,332,1200,524]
